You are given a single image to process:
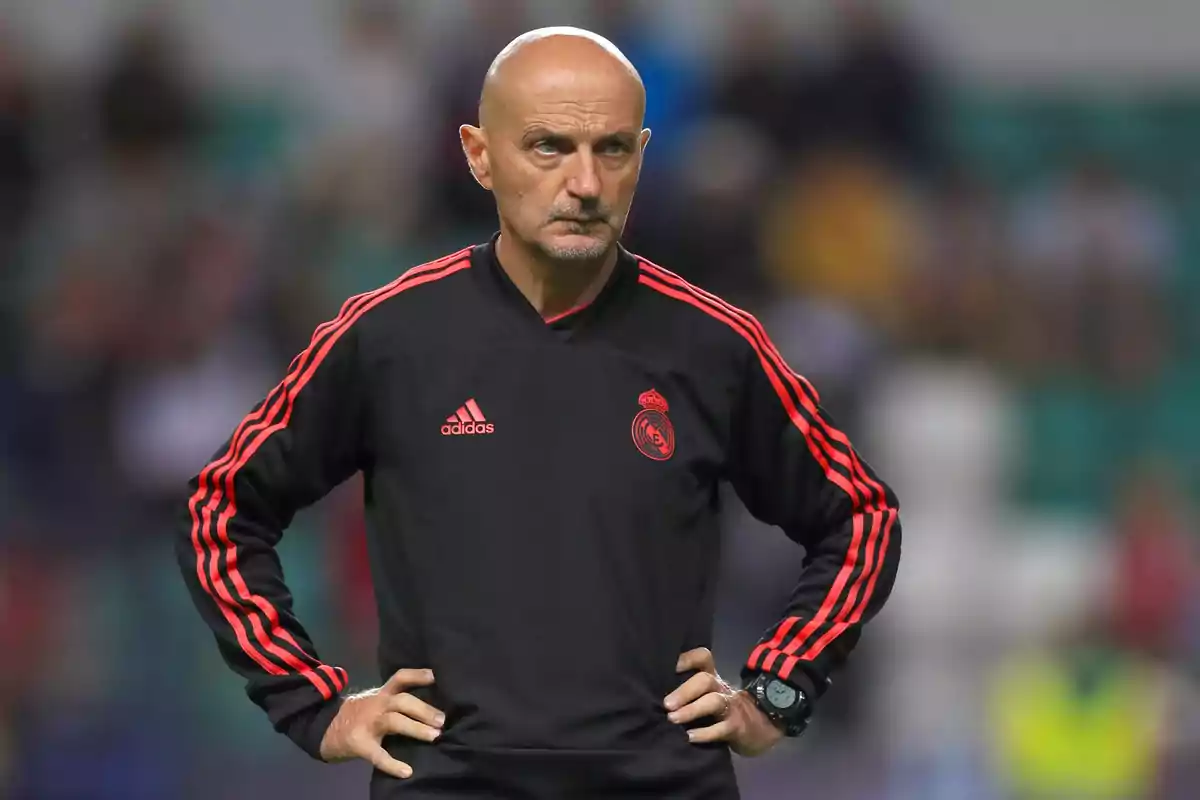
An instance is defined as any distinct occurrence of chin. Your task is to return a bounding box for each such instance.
[541,234,612,262]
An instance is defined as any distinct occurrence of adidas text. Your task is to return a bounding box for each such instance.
[441,421,495,436]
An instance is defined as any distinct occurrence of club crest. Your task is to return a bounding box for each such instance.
[632,388,675,461]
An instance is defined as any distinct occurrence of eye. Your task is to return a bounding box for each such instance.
[599,140,632,156]
[533,138,569,156]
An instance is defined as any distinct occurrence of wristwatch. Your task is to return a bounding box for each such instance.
[743,673,812,737]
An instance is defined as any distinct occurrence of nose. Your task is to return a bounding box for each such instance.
[566,147,602,201]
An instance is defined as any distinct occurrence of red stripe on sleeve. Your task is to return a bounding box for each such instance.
[780,509,898,680]
[640,262,887,507]
[636,272,873,668]
[638,264,892,670]
[187,251,471,696]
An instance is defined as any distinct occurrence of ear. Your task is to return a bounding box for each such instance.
[460,124,493,191]
[639,128,652,153]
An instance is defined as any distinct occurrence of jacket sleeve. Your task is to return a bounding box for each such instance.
[175,311,367,759]
[727,332,901,702]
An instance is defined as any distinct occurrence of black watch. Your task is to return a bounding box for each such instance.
[743,673,812,738]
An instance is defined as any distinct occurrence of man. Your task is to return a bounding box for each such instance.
[176,27,901,799]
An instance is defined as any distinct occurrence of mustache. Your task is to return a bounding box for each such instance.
[548,208,610,223]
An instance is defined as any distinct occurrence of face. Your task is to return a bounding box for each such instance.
[463,62,650,262]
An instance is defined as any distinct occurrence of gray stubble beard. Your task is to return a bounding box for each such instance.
[542,240,612,261]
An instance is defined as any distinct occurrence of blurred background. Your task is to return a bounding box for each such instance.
[1,0,1198,797]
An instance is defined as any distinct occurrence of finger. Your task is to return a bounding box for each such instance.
[382,668,436,695]
[687,718,737,744]
[664,671,720,711]
[675,647,715,674]
[388,694,447,729]
[667,691,729,725]
[379,711,441,743]
[364,742,414,779]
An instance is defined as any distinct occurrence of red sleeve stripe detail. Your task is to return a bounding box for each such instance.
[847,507,898,627]
[772,507,888,674]
[635,271,874,664]
[188,251,472,697]
[199,251,470,689]
[639,261,888,505]
[190,252,468,695]
[762,509,885,672]
[637,262,893,669]
[640,262,897,666]
[196,253,471,695]
[634,271,869,502]
[778,507,899,680]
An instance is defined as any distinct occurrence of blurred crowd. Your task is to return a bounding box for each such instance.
[0,1,1197,798]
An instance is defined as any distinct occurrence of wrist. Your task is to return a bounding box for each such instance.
[287,695,346,761]
[742,672,812,738]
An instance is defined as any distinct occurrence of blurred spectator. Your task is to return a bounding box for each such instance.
[865,361,1019,800]
[1013,156,1175,387]
[25,6,211,337]
[328,476,381,665]
[627,117,774,303]
[0,547,62,702]
[109,214,275,512]
[905,165,1017,364]
[591,0,705,176]
[302,0,433,239]
[987,616,1169,800]
[809,0,938,175]
[93,6,204,166]
[0,30,41,270]
[763,147,920,332]
[428,0,532,236]
[1108,461,1197,662]
[758,146,921,420]
[11,252,137,546]
[709,0,813,154]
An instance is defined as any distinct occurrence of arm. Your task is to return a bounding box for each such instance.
[727,330,902,704]
[175,309,366,759]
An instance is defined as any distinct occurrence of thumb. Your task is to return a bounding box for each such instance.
[365,742,414,780]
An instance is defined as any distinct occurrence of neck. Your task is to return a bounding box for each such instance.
[495,230,619,320]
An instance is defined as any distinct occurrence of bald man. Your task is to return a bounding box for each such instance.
[176,27,901,799]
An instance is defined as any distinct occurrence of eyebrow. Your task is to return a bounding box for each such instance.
[521,127,639,146]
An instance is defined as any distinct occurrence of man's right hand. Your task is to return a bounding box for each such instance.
[319,668,445,779]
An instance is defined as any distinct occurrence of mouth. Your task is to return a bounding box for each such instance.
[553,218,607,230]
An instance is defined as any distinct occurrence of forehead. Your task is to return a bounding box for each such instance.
[505,65,643,133]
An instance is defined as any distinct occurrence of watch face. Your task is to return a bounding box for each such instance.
[765,680,798,710]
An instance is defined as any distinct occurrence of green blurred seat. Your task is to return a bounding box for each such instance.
[940,91,1055,190]
[1014,384,1125,513]
[943,87,1200,514]
[200,92,301,185]
[1143,365,1200,499]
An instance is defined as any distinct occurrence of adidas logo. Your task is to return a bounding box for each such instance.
[441,398,495,436]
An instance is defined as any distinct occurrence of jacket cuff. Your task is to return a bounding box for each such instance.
[741,655,823,704]
[278,695,346,760]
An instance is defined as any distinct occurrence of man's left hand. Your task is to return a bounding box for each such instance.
[664,647,783,757]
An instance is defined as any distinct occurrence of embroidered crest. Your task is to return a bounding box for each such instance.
[632,388,675,461]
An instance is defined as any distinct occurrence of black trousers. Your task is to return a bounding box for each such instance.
[368,738,741,799]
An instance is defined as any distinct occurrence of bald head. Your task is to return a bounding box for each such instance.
[459,26,651,266]
[479,27,645,131]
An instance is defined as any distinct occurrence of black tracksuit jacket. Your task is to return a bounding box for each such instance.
[176,237,901,799]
